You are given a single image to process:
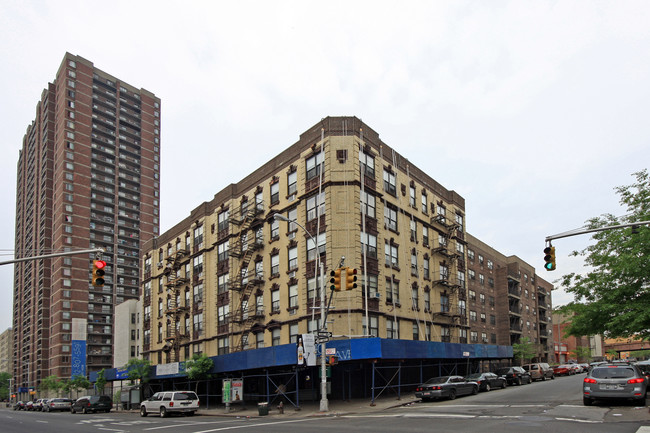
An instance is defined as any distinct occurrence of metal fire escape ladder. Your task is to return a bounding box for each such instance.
[162,248,190,362]
[228,204,265,353]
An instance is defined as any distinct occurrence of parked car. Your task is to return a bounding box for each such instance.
[583,362,647,406]
[71,395,112,414]
[553,364,574,376]
[415,376,479,401]
[34,398,47,411]
[25,400,34,410]
[465,372,507,391]
[495,367,532,386]
[522,363,554,381]
[569,363,583,374]
[13,401,25,410]
[43,398,73,412]
[140,391,200,417]
[634,361,650,386]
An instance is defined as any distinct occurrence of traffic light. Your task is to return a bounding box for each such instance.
[92,260,106,286]
[543,246,556,271]
[345,267,357,290]
[329,268,342,291]
[327,355,338,365]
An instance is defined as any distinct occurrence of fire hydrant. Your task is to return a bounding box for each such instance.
[277,401,284,414]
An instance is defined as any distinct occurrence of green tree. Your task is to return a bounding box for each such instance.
[40,375,63,397]
[512,337,536,365]
[69,375,91,397]
[558,170,650,340]
[607,349,619,360]
[185,353,214,392]
[95,369,107,395]
[573,346,592,363]
[124,358,151,385]
[0,372,11,400]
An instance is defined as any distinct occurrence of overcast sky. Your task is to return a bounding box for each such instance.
[0,0,648,332]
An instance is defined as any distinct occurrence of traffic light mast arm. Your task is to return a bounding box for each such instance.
[545,220,650,242]
[0,248,105,266]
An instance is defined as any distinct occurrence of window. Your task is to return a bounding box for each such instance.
[422,226,429,246]
[306,232,326,261]
[272,329,281,346]
[478,254,484,265]
[436,204,446,222]
[288,247,297,270]
[410,220,417,240]
[411,287,419,309]
[218,337,229,355]
[468,249,475,260]
[218,210,229,232]
[361,191,376,218]
[361,274,379,298]
[256,191,264,212]
[470,331,478,343]
[457,271,465,288]
[441,326,451,342]
[424,291,431,311]
[289,324,299,344]
[468,269,475,280]
[256,332,265,349]
[306,152,323,181]
[409,186,416,207]
[383,170,396,195]
[384,206,397,231]
[384,243,399,268]
[306,192,325,221]
[193,225,204,249]
[488,277,494,288]
[271,290,280,312]
[360,232,377,259]
[270,182,279,205]
[479,293,486,304]
[359,151,375,177]
[363,315,378,337]
[423,257,429,279]
[193,255,204,276]
[270,218,279,240]
[421,193,428,213]
[479,274,485,285]
[307,276,323,300]
[271,253,280,276]
[193,313,203,336]
[412,323,419,340]
[288,284,298,308]
[441,293,450,313]
[490,315,496,325]
[470,310,477,321]
[287,171,297,196]
[255,260,263,278]
[481,332,488,343]
[193,284,204,308]
[218,305,229,326]
[455,213,464,231]
[439,263,449,281]
[487,260,494,270]
[386,318,399,339]
[480,312,486,323]
[410,251,418,276]
[386,279,399,304]
[218,241,229,262]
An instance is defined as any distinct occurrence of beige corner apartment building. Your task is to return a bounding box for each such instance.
[142,117,473,363]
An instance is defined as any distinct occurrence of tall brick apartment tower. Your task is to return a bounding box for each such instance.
[13,53,160,396]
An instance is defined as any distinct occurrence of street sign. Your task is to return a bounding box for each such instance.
[325,348,336,355]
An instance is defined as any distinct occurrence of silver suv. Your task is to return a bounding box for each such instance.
[140,391,200,417]
[583,363,647,406]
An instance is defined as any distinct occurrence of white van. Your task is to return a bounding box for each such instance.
[140,391,200,417]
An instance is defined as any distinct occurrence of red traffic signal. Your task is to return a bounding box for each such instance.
[92,260,106,287]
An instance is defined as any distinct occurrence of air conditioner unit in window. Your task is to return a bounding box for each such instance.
[371,292,380,299]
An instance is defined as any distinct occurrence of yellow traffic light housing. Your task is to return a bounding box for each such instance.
[329,268,342,291]
[543,246,556,271]
[345,267,357,290]
[92,260,106,286]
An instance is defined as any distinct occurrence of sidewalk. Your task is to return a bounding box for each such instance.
[199,394,418,418]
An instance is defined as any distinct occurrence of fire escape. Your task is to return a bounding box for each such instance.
[162,247,190,362]
[228,202,265,352]
[429,210,468,340]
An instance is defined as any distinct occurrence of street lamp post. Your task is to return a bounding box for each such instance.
[274,214,328,412]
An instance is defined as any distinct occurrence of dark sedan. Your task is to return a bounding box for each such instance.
[415,375,479,401]
[466,372,507,392]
